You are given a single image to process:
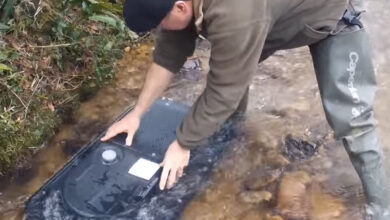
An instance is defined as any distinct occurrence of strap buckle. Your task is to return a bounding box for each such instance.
[342,8,364,28]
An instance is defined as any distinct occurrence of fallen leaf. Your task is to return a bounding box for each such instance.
[47,102,55,112]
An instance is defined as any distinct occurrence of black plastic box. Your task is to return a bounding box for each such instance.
[25,99,238,220]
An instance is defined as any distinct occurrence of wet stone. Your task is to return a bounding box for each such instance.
[323,171,363,202]
[309,157,333,171]
[240,209,265,220]
[264,154,290,168]
[239,190,272,204]
[308,190,345,220]
[265,214,284,220]
[282,135,319,162]
[243,167,283,191]
[277,171,311,220]
[253,129,279,152]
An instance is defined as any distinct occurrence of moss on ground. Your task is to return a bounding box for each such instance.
[0,0,139,175]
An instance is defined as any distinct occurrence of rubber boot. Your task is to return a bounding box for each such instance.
[310,26,389,220]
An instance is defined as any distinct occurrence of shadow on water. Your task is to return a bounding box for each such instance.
[1,1,390,219]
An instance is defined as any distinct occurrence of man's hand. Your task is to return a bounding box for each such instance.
[101,111,141,146]
[160,140,190,190]
[101,62,174,145]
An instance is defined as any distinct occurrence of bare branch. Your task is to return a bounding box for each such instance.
[28,43,79,48]
[0,80,27,109]
[24,76,43,119]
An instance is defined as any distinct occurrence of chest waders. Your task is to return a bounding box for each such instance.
[217,3,388,218]
[310,6,389,220]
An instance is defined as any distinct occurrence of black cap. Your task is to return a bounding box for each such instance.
[123,0,176,33]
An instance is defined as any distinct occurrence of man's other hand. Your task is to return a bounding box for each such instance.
[160,140,190,190]
[100,111,141,146]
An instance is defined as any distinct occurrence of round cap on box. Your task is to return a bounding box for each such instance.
[102,149,117,163]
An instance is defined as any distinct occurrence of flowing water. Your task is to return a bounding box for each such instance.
[1,1,390,219]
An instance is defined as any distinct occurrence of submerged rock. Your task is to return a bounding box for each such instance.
[265,214,284,220]
[263,153,290,168]
[276,171,349,220]
[277,171,311,219]
[243,167,283,191]
[240,209,265,220]
[282,135,318,162]
[239,190,272,204]
[308,189,345,220]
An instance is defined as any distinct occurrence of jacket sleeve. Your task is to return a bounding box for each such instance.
[177,17,270,149]
[153,26,198,74]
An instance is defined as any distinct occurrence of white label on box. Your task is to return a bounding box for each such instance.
[128,158,160,180]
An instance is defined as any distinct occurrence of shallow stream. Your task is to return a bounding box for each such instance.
[1,1,389,219]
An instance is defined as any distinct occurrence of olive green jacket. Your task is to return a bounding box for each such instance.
[153,0,350,149]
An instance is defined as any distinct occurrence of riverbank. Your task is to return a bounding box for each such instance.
[0,0,138,175]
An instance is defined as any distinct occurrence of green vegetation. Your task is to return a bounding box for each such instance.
[0,0,138,175]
